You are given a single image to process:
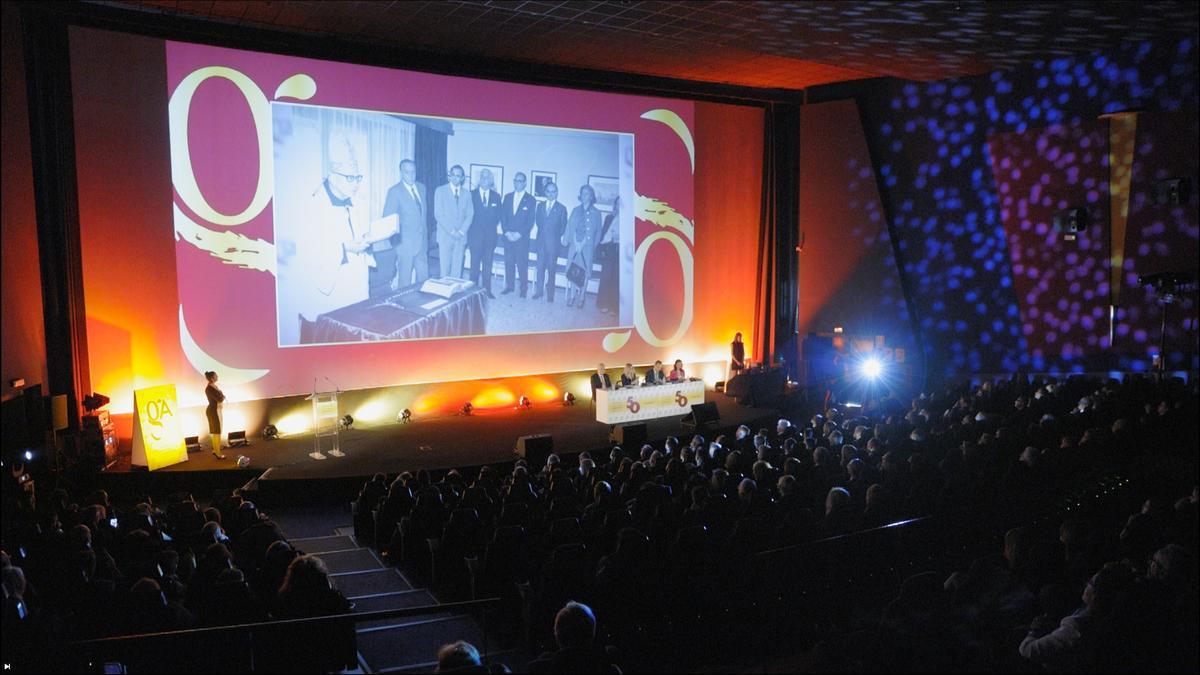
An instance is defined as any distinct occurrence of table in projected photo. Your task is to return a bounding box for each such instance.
[307,285,488,343]
[596,380,705,424]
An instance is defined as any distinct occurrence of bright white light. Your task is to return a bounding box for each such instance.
[862,358,883,379]
[24,450,33,461]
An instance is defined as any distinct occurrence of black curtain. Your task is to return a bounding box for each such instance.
[754,103,801,379]
[23,7,89,432]
[414,125,448,256]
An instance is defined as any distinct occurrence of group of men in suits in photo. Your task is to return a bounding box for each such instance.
[368,162,584,302]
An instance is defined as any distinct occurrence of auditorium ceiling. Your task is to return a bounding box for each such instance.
[106,0,1200,90]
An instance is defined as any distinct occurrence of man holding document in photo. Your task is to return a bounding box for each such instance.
[299,135,398,324]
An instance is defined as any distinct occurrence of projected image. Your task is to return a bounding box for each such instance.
[273,103,634,347]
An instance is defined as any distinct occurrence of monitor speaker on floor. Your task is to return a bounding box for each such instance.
[516,434,554,467]
[681,401,720,431]
[610,423,647,448]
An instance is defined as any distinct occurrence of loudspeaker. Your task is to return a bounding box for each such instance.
[184,436,202,454]
[611,423,647,448]
[227,430,249,448]
[1054,207,1087,241]
[51,395,68,431]
[1155,178,1188,206]
[515,434,554,467]
[681,401,720,430]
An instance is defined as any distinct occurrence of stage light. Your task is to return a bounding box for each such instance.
[236,455,250,468]
[563,392,576,406]
[228,430,249,447]
[460,402,473,416]
[262,424,278,440]
[82,392,110,412]
[275,412,310,435]
[518,395,532,409]
[399,408,412,423]
[833,326,844,334]
[861,358,883,379]
[23,450,33,461]
[339,414,354,429]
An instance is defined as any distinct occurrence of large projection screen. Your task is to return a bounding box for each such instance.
[70,28,763,412]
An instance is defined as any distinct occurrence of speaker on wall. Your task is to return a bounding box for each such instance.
[516,434,554,468]
[1054,207,1088,241]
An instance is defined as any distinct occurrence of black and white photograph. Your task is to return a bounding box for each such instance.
[272,102,634,347]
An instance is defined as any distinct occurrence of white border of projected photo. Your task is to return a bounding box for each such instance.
[271,102,635,348]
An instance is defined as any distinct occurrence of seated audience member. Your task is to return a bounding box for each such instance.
[529,601,620,673]
[1019,561,1138,672]
[435,640,486,673]
[822,487,857,537]
[276,554,352,618]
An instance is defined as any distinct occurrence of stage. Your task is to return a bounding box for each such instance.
[106,390,778,489]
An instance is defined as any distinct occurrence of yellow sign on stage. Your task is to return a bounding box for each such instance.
[131,384,189,471]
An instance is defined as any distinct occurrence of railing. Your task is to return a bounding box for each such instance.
[54,597,502,674]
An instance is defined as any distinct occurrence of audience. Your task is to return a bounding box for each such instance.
[2,373,1195,673]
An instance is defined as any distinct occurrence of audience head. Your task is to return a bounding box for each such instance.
[825,487,850,516]
[554,600,597,649]
[435,640,481,673]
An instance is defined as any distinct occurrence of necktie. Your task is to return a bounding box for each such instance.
[410,185,421,211]
[513,194,521,215]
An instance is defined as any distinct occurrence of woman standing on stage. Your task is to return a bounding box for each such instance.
[730,332,746,380]
[205,371,227,460]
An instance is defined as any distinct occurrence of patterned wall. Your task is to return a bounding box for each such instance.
[851,37,1198,375]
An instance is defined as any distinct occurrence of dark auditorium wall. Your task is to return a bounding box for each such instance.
[797,98,914,353]
[851,36,1198,376]
[1,2,49,401]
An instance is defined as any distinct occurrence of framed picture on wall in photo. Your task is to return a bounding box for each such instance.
[531,171,557,201]
[470,163,505,194]
[588,174,619,212]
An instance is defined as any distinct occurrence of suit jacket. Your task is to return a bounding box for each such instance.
[469,187,503,245]
[382,181,427,256]
[590,372,612,393]
[434,183,473,240]
[501,192,536,237]
[534,200,568,252]
[645,368,666,385]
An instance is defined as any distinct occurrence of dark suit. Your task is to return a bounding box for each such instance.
[590,372,612,403]
[533,200,568,300]
[468,187,502,290]
[645,368,666,385]
[379,180,429,294]
[501,192,536,295]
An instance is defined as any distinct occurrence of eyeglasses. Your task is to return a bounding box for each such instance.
[333,172,364,183]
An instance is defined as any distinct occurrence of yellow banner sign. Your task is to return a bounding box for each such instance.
[131,384,188,471]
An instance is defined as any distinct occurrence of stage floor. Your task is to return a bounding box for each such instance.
[111,391,777,482]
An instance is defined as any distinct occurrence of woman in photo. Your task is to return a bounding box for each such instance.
[562,184,603,309]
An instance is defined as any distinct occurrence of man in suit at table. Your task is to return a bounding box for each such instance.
[501,172,536,297]
[434,164,474,279]
[379,159,429,294]
[468,168,503,298]
[532,181,568,302]
[644,360,667,385]
[590,362,612,405]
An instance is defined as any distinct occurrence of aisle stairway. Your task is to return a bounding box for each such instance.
[284,524,523,672]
